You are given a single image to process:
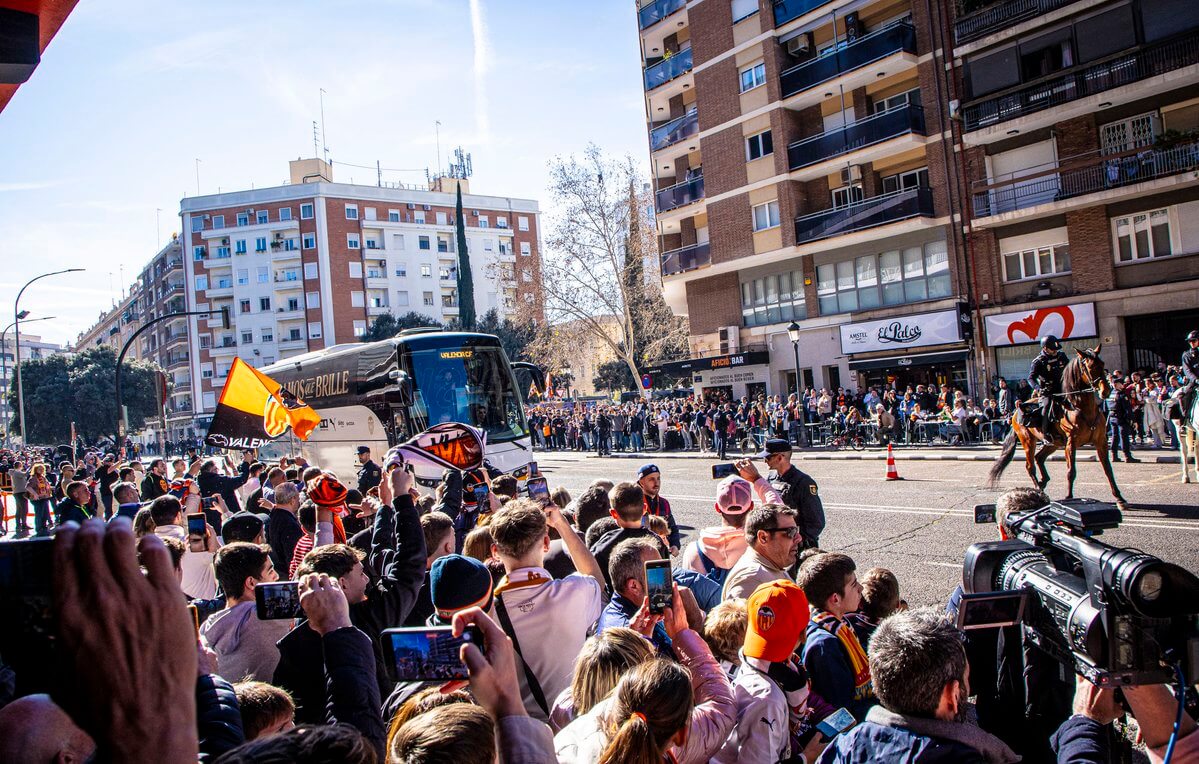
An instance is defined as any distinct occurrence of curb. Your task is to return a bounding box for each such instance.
[571,451,1182,464]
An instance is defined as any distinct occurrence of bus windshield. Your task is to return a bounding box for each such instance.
[403,345,528,443]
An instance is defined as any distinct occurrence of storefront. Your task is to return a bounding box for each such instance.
[983,302,1099,385]
[840,308,972,393]
[644,350,772,403]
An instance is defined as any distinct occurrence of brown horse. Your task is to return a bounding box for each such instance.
[988,345,1127,510]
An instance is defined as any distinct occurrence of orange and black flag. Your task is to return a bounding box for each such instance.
[204,358,321,449]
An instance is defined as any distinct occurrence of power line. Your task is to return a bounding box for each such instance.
[333,159,428,173]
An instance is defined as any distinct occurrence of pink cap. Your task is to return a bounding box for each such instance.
[715,475,754,515]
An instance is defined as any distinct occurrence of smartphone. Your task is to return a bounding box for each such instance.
[0,538,58,695]
[711,463,737,480]
[817,707,856,740]
[201,496,217,510]
[254,581,302,620]
[383,625,484,682]
[645,559,672,615]
[526,476,550,505]
[186,513,207,536]
[526,461,538,476]
[472,483,490,505]
[187,604,200,636]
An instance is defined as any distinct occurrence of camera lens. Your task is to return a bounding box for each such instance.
[1133,569,1163,602]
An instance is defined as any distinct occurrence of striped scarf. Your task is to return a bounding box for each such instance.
[811,608,873,700]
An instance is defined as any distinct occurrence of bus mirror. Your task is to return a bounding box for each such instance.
[512,362,545,400]
[388,369,414,403]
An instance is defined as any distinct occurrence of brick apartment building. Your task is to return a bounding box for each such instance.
[639,0,1199,400]
[179,158,543,432]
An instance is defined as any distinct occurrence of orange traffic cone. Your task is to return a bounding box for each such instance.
[885,443,902,481]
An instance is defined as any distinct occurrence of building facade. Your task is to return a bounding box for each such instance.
[1,333,66,440]
[136,238,193,444]
[179,158,544,433]
[75,282,145,361]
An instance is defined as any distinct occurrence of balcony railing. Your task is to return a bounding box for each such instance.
[787,103,925,170]
[655,175,705,212]
[781,23,916,99]
[972,139,1199,217]
[953,0,1075,45]
[644,47,693,91]
[962,32,1199,132]
[650,109,699,152]
[774,0,834,27]
[660,241,711,277]
[638,0,686,29]
[795,187,934,244]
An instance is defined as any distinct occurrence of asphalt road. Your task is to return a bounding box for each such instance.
[534,450,1199,609]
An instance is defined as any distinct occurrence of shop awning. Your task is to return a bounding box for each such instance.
[848,349,970,372]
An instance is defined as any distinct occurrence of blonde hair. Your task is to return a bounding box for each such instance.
[645,515,669,538]
[570,627,655,716]
[31,463,46,477]
[702,598,748,665]
[598,659,694,764]
[132,507,157,539]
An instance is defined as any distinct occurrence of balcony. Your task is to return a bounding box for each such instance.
[367,304,390,317]
[660,241,711,277]
[276,306,305,320]
[644,47,692,91]
[774,0,835,28]
[650,109,699,152]
[205,283,233,297]
[639,0,685,29]
[655,175,704,213]
[962,33,1199,133]
[278,336,306,348]
[953,0,1076,46]
[794,187,935,244]
[273,276,303,291]
[210,340,238,355]
[971,139,1199,218]
[787,103,925,171]
[162,331,188,348]
[366,276,389,289]
[781,23,916,100]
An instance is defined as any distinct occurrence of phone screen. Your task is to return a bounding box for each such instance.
[254,582,302,620]
[956,591,1028,630]
[526,476,550,504]
[645,560,672,614]
[384,626,482,681]
[526,461,538,476]
[817,707,856,739]
[472,484,490,504]
[711,463,737,480]
[186,513,207,536]
[201,496,216,510]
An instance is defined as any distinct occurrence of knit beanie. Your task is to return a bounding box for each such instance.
[430,554,494,622]
[308,475,348,507]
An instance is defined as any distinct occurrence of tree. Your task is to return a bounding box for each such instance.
[359,311,443,343]
[454,183,477,330]
[538,144,689,398]
[592,359,636,393]
[5,345,160,444]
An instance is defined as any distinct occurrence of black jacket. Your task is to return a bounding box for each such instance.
[1029,350,1067,393]
[55,498,93,526]
[589,527,669,589]
[198,469,248,526]
[1184,347,1199,385]
[322,626,386,759]
[196,674,244,762]
[266,507,303,576]
[356,459,382,496]
[140,471,169,501]
[770,465,825,548]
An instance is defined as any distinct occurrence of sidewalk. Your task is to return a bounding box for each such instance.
[547,444,1183,464]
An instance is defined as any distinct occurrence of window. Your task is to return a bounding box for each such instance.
[255,237,267,252]
[364,207,377,221]
[288,328,303,341]
[436,212,448,226]
[365,237,378,249]
[195,275,208,291]
[732,0,758,21]
[345,204,358,220]
[300,203,314,219]
[484,238,494,252]
[308,322,323,339]
[302,233,316,250]
[193,245,206,260]
[423,291,434,306]
[395,265,407,277]
[349,261,363,278]
[392,233,405,250]
[816,240,950,314]
[201,367,213,379]
[347,234,360,249]
[388,209,401,222]
[367,266,382,278]
[739,62,766,92]
[353,320,367,337]
[350,291,365,308]
[236,268,249,286]
[419,236,430,250]
[831,185,864,208]
[395,291,410,306]
[437,236,449,253]
[882,167,930,194]
[421,264,432,278]
[235,239,247,254]
[257,266,269,283]
[414,210,426,224]
[199,336,212,350]
[283,238,297,251]
[241,331,254,344]
[518,216,529,231]
[741,270,807,327]
[237,213,249,226]
[212,215,224,229]
[1100,112,1159,154]
[256,210,269,224]
[239,299,252,314]
[306,291,320,309]
[259,297,270,311]
[191,217,204,232]
[279,207,292,221]
[746,130,773,161]
[874,88,920,114]
[752,200,780,231]
[286,297,300,311]
[261,329,274,342]
[497,216,508,229]
[1114,209,1173,262]
[520,241,531,256]
[304,262,318,279]
[216,246,231,258]
[1002,243,1071,281]
[479,215,489,228]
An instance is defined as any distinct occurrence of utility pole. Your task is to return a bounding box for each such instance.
[435,120,443,178]
[195,158,201,195]
[319,88,329,163]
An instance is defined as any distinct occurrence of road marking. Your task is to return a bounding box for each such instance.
[923,561,962,568]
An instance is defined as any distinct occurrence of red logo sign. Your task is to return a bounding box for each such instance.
[1006,307,1075,345]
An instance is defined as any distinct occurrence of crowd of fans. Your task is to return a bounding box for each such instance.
[0,438,1195,763]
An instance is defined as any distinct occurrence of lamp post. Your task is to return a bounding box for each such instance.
[14,269,84,445]
[2,313,55,446]
[787,321,802,397]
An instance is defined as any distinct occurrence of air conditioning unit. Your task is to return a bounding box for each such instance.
[380,259,387,268]
[220,237,229,245]
[422,204,431,211]
[406,203,416,210]
[785,32,813,56]
[471,209,479,216]
[718,326,740,355]
[246,208,256,215]
[840,165,863,185]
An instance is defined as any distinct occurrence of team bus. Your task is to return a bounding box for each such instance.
[258,329,541,485]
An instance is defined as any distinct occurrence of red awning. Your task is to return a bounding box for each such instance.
[0,0,81,114]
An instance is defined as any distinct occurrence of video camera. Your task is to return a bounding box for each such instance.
[962,498,1199,687]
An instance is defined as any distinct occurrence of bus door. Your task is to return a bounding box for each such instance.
[364,386,413,447]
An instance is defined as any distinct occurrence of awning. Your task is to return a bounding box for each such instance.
[848,349,970,372]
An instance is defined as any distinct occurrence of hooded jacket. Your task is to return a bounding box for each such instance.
[684,526,748,573]
[817,705,1021,763]
[199,600,293,683]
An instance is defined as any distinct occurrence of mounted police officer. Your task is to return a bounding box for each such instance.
[1028,335,1067,446]
[1182,329,1199,415]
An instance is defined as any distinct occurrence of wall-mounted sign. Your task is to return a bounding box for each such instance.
[645,350,770,377]
[839,309,962,355]
[983,303,1096,347]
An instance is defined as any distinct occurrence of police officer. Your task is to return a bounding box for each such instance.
[1182,329,1199,414]
[758,438,824,549]
[355,446,382,496]
[1028,335,1068,445]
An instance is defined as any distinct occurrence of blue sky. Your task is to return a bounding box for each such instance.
[0,0,649,346]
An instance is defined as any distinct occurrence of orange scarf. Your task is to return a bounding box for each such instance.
[812,608,873,700]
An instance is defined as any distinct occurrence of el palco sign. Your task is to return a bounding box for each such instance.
[983,303,1097,347]
[839,309,962,354]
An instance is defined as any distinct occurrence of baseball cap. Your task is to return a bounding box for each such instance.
[744,579,810,663]
[756,438,793,460]
[637,464,660,481]
[356,446,371,455]
[222,511,268,543]
[715,475,754,515]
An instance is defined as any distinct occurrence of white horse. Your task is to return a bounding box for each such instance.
[1175,392,1199,483]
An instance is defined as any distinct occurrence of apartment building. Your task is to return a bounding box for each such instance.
[75,281,146,361]
[0,333,66,438]
[641,0,968,401]
[179,158,544,432]
[954,0,1199,381]
[135,238,193,443]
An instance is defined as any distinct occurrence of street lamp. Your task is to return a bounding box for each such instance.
[2,313,53,446]
[14,269,84,445]
[787,321,802,397]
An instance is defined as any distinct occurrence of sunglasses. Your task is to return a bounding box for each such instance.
[761,525,800,539]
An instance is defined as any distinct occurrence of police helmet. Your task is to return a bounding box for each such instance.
[1187,330,1199,342]
[1041,335,1062,351]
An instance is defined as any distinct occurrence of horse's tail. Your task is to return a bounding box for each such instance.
[988,420,1019,488]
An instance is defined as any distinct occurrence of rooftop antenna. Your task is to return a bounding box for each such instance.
[156,208,162,249]
[435,121,443,179]
[194,158,201,195]
[319,88,330,163]
[312,121,320,158]
[447,147,473,179]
